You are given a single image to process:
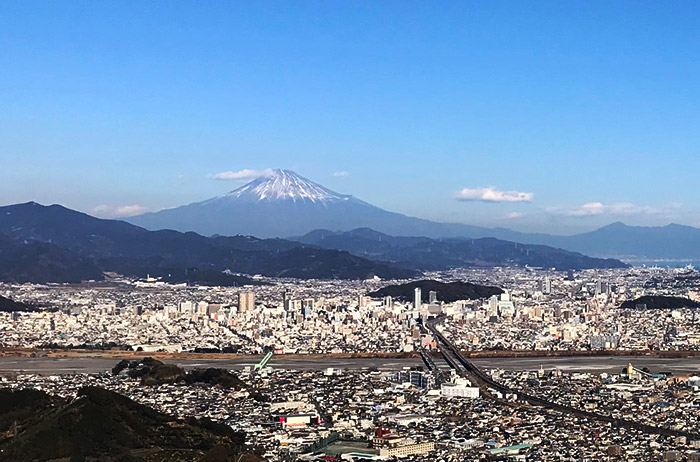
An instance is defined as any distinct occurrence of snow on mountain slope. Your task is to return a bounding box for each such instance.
[216,169,350,203]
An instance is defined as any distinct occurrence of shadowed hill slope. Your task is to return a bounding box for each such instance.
[369,279,504,303]
[0,386,261,462]
[0,202,418,282]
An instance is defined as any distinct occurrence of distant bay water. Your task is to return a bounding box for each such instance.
[622,259,700,269]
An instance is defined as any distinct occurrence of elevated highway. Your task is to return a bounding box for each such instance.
[425,315,700,442]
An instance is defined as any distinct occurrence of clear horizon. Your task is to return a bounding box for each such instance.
[2,1,699,234]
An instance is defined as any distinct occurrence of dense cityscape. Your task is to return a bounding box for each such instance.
[3,266,700,355]
[3,266,700,460]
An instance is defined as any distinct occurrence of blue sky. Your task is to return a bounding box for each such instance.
[1,1,699,234]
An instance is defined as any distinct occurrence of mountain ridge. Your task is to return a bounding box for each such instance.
[126,170,700,260]
[294,228,628,271]
[507,221,700,260]
[0,202,419,282]
[0,202,630,284]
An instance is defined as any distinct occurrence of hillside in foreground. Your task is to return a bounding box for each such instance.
[0,386,261,462]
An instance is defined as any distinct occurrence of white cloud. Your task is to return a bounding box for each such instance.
[565,202,664,217]
[567,202,607,216]
[456,187,534,203]
[333,171,349,177]
[93,204,147,218]
[507,211,524,219]
[212,169,274,181]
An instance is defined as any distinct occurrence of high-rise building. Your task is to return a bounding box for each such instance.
[532,306,543,320]
[497,292,516,319]
[178,301,193,314]
[239,292,255,313]
[393,371,428,389]
[428,291,437,304]
[595,280,610,295]
[130,306,144,316]
[414,287,422,310]
[488,295,499,317]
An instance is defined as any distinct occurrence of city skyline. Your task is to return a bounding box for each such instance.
[2,1,700,234]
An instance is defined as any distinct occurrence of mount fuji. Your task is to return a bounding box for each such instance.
[129,169,493,238]
[126,170,700,262]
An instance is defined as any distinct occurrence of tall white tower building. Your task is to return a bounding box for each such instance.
[414,287,422,310]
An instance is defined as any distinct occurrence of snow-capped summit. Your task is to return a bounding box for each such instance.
[221,169,349,203]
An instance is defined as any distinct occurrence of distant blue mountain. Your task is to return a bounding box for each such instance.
[497,222,700,260]
[128,170,700,260]
[293,228,628,271]
[0,201,631,284]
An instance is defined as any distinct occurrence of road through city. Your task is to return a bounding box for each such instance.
[2,355,700,375]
